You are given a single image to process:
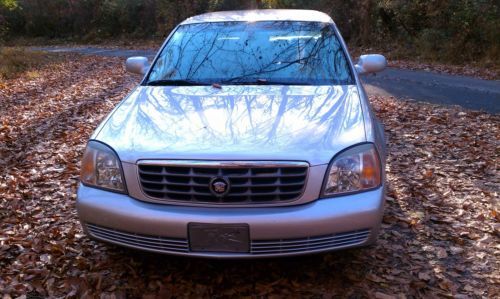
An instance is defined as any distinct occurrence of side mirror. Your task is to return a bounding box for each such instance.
[355,54,387,75]
[125,56,150,75]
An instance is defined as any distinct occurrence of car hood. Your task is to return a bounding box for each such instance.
[95,85,366,166]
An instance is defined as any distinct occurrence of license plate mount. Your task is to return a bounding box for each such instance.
[189,223,250,253]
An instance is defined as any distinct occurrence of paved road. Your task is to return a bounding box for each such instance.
[34,46,500,113]
[362,69,500,113]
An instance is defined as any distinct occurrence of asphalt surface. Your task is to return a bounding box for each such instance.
[33,46,500,113]
[362,69,500,113]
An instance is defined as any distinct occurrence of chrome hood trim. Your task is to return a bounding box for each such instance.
[95,85,366,166]
[137,160,309,167]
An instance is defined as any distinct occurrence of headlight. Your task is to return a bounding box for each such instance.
[322,143,381,197]
[80,141,126,193]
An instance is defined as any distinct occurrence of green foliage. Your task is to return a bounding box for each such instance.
[375,0,499,63]
[0,0,498,64]
[0,0,17,38]
[209,0,256,10]
[0,0,17,9]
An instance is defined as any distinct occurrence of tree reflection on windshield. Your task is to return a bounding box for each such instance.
[148,21,354,85]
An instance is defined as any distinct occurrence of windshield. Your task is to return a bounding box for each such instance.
[147,21,354,85]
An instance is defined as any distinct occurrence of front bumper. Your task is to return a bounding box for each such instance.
[76,184,385,258]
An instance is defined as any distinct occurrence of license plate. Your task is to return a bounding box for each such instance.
[189,223,250,253]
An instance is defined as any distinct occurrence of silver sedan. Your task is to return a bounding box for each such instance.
[77,9,387,258]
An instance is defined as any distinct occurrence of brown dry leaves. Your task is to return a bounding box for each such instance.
[350,47,499,80]
[0,55,499,298]
[388,60,499,81]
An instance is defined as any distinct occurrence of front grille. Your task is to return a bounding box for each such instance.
[137,161,308,204]
[87,223,189,253]
[251,229,371,255]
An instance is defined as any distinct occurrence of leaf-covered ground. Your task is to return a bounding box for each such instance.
[0,55,498,298]
[349,48,499,81]
[387,60,499,81]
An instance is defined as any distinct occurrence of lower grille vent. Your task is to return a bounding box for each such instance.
[251,229,370,254]
[86,223,189,253]
[87,223,370,256]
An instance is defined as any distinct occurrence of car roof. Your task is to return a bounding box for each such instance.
[181,9,333,25]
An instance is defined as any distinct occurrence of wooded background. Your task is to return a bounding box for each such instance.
[1,0,499,64]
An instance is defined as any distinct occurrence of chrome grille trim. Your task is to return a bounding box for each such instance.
[137,160,309,204]
[86,223,189,253]
[250,229,370,254]
[86,223,370,256]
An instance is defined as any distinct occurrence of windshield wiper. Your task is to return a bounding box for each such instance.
[221,78,311,86]
[146,79,209,86]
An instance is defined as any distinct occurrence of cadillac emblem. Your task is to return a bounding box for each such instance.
[209,177,230,197]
